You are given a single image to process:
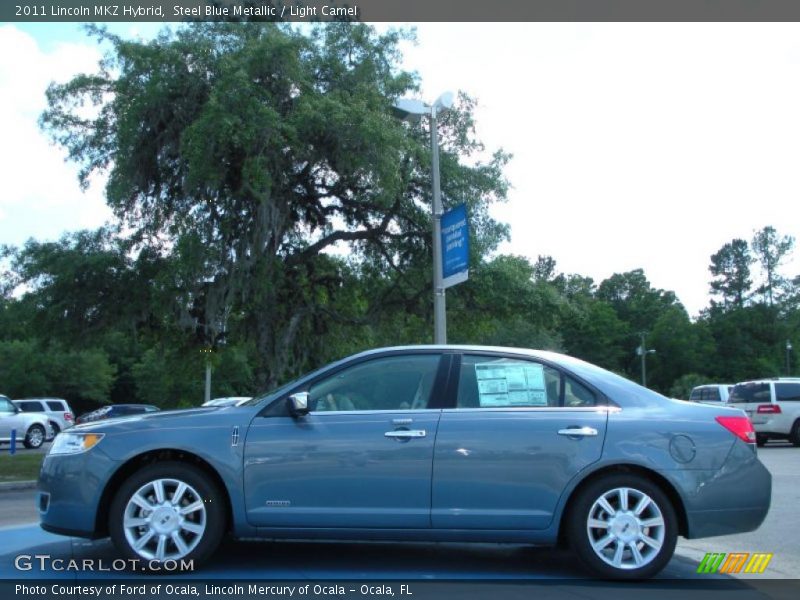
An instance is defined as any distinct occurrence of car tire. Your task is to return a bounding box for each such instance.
[23,424,46,449]
[756,434,768,448]
[109,462,226,569]
[50,422,60,435]
[790,421,800,447]
[566,474,678,580]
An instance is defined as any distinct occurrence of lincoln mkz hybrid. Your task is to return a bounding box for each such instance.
[37,346,771,578]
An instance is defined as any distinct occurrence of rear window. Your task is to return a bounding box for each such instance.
[46,401,66,411]
[729,382,771,404]
[775,383,800,402]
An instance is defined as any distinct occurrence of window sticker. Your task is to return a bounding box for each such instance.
[474,362,548,407]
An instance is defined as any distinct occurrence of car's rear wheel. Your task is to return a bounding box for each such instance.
[50,422,61,435]
[567,474,678,579]
[756,433,768,447]
[790,421,800,447]
[109,462,225,569]
[23,424,45,449]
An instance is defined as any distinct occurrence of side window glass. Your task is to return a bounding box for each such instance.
[19,402,39,412]
[708,388,720,402]
[776,383,800,401]
[308,355,440,412]
[563,375,598,407]
[0,399,14,412]
[46,401,64,411]
[457,356,561,408]
[689,389,701,401]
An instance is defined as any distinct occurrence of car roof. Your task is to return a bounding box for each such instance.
[734,378,800,385]
[691,384,732,389]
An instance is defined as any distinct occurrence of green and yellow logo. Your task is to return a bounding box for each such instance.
[697,552,773,574]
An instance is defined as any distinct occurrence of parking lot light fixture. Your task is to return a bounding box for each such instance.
[392,92,454,344]
[787,340,793,376]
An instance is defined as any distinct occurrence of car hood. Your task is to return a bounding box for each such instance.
[71,406,251,433]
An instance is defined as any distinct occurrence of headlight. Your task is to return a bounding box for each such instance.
[49,433,105,455]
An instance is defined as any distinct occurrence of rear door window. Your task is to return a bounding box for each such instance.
[16,401,43,412]
[775,383,800,402]
[457,355,563,408]
[46,401,65,411]
[729,382,771,404]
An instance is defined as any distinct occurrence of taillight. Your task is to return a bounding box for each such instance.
[64,412,74,422]
[756,404,781,414]
[715,416,756,444]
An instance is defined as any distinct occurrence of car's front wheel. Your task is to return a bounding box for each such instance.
[23,424,46,449]
[567,474,678,579]
[109,462,225,569]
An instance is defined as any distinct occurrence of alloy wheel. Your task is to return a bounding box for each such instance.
[585,486,666,570]
[122,478,207,561]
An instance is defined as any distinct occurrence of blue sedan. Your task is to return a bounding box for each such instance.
[37,346,770,579]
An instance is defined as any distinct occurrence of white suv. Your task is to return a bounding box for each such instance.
[12,398,75,434]
[728,378,800,446]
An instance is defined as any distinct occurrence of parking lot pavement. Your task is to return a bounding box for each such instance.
[0,441,52,455]
[0,489,38,527]
[0,445,794,580]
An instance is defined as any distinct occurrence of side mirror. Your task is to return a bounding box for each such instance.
[287,392,310,417]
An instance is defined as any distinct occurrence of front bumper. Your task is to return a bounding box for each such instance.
[37,447,119,539]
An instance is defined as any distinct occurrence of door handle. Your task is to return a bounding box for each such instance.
[385,429,426,439]
[557,426,598,437]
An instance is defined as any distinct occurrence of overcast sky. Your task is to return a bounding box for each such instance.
[1,22,798,316]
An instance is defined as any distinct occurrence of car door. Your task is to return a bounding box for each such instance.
[432,353,609,530]
[244,352,446,529]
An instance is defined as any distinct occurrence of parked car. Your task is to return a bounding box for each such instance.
[38,346,770,579]
[75,404,160,424]
[0,394,55,449]
[728,377,800,446]
[201,397,252,407]
[13,398,75,434]
[689,384,733,404]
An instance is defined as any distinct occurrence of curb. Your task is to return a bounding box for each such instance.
[0,480,37,492]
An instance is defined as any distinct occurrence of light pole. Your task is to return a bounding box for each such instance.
[787,340,793,376]
[392,92,454,344]
[636,332,656,387]
[201,346,213,404]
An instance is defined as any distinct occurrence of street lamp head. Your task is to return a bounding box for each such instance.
[391,98,429,123]
[788,340,793,351]
[434,91,455,112]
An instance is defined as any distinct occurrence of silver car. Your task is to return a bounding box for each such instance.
[13,397,75,434]
[0,394,54,449]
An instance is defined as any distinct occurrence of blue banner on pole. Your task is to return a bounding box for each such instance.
[441,204,469,289]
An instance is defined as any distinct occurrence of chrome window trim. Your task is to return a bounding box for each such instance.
[441,406,621,414]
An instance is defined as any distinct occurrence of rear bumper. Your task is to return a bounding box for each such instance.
[666,442,771,539]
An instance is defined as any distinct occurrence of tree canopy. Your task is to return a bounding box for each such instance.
[0,24,796,409]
